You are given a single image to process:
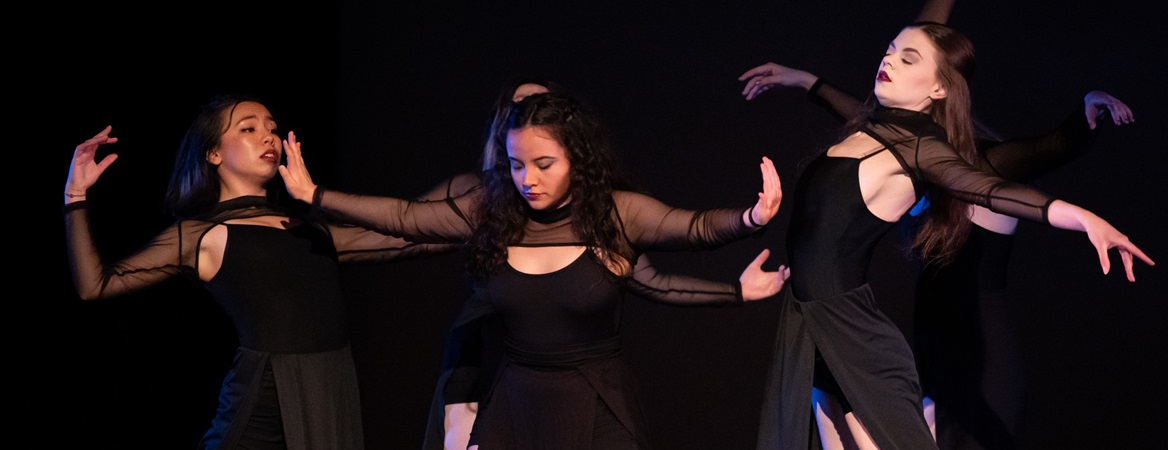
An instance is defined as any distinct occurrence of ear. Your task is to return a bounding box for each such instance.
[930,83,948,100]
[206,148,222,165]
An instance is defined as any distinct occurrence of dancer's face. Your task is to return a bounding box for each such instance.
[506,125,572,210]
[873,27,947,112]
[207,101,282,187]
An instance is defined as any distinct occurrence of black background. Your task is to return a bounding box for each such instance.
[44,1,1166,449]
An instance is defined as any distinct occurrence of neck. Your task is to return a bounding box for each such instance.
[527,201,571,224]
[219,182,268,202]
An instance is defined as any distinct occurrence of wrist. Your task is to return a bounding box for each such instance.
[311,186,325,209]
[799,74,819,91]
[64,191,87,203]
[745,206,763,228]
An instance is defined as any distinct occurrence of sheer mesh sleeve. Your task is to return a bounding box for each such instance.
[314,187,480,244]
[869,124,1055,223]
[327,223,462,265]
[624,253,743,306]
[414,172,483,201]
[977,109,1095,183]
[808,79,868,123]
[612,191,757,251]
[65,202,201,300]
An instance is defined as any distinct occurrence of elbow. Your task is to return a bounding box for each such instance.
[73,282,106,302]
[76,290,102,302]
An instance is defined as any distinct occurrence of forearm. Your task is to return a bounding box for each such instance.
[627,254,742,306]
[615,191,757,251]
[64,203,176,300]
[314,187,473,242]
[979,108,1096,182]
[331,224,466,264]
[807,79,867,123]
[915,0,955,23]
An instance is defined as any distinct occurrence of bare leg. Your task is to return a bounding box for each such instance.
[922,395,936,439]
[814,387,879,450]
[444,402,478,450]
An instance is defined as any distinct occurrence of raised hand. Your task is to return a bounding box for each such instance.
[738,62,819,101]
[1084,91,1135,129]
[65,125,120,202]
[746,156,782,227]
[740,249,790,301]
[277,131,319,203]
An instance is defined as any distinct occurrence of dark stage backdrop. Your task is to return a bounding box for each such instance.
[47,1,1165,449]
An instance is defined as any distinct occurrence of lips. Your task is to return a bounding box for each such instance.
[876,71,891,82]
[260,150,279,163]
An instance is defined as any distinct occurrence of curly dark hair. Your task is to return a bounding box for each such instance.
[467,92,634,277]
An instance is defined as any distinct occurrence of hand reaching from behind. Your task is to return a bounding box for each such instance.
[739,62,819,101]
[1084,91,1134,129]
[277,131,319,203]
[745,157,782,227]
[65,125,119,203]
[740,249,790,301]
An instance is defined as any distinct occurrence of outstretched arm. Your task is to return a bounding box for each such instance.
[626,251,789,305]
[328,172,487,264]
[979,91,1134,182]
[903,132,1154,282]
[615,157,781,251]
[414,172,483,201]
[279,131,475,242]
[738,63,867,122]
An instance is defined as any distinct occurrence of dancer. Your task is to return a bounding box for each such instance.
[740,22,1151,449]
[741,59,1133,449]
[280,91,784,449]
[420,78,790,450]
[65,95,452,449]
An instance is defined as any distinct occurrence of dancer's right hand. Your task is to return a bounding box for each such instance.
[278,130,319,203]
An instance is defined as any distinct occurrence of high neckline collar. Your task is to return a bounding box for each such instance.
[869,105,948,141]
[212,195,272,213]
[526,202,571,224]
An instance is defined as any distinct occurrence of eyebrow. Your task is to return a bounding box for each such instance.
[508,156,558,163]
[233,114,276,127]
[890,42,923,58]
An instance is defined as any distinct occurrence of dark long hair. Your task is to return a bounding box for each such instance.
[480,77,568,170]
[468,92,632,276]
[908,21,978,267]
[844,22,979,266]
[164,93,271,217]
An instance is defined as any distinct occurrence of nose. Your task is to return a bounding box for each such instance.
[522,169,537,189]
